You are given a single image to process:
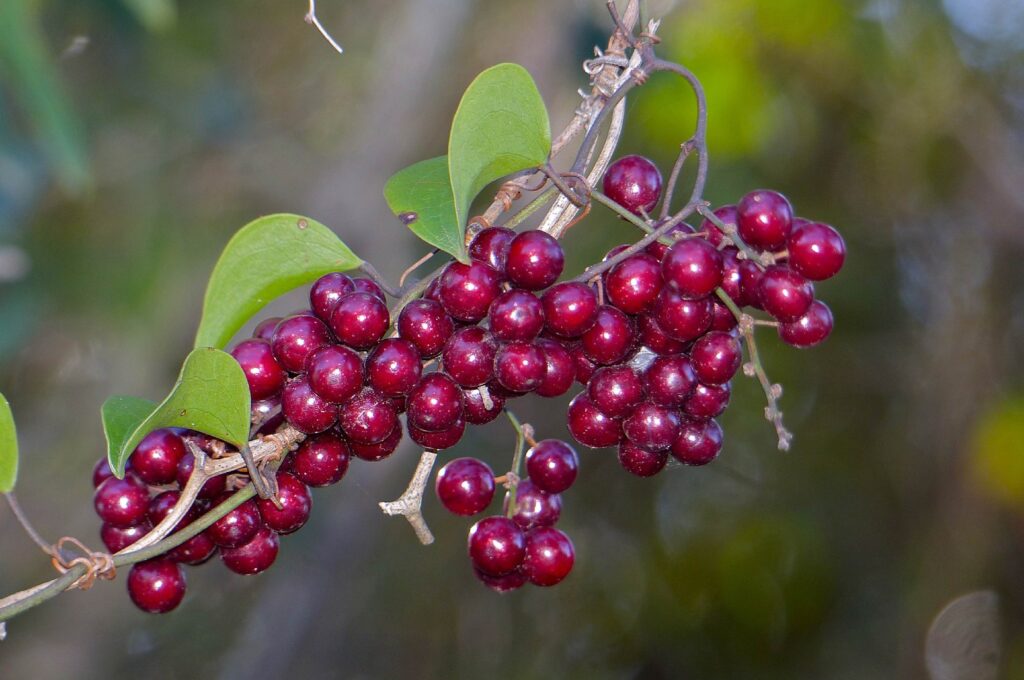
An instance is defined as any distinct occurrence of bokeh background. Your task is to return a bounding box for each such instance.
[1,0,1023,677]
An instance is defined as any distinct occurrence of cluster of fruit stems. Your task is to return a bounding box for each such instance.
[0,0,786,626]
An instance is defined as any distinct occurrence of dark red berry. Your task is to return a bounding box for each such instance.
[463,386,506,425]
[94,476,149,528]
[654,289,713,342]
[571,345,597,385]
[398,299,454,358]
[306,344,364,404]
[252,317,282,342]
[758,265,814,322]
[710,299,739,332]
[282,376,338,434]
[525,439,578,494]
[127,560,186,613]
[408,418,465,451]
[271,314,333,373]
[221,526,279,575]
[469,227,515,271]
[352,277,386,301]
[567,393,622,449]
[581,306,634,365]
[737,189,793,250]
[738,259,765,309]
[92,458,117,488]
[337,388,399,445]
[176,452,227,500]
[587,365,644,417]
[169,529,217,566]
[231,339,286,401]
[291,433,350,487]
[257,472,312,534]
[468,516,527,576]
[435,457,495,516]
[474,565,527,593]
[682,382,731,420]
[661,238,723,300]
[642,354,697,408]
[366,339,422,397]
[603,155,662,215]
[646,222,696,261]
[670,418,723,466]
[329,292,389,350]
[778,299,834,348]
[701,205,737,247]
[442,327,497,388]
[493,341,546,393]
[207,495,261,549]
[129,429,186,486]
[606,253,663,314]
[787,221,845,281]
[534,338,575,398]
[617,441,668,477]
[623,402,680,451]
[504,480,561,530]
[309,272,355,322]
[101,520,152,553]
[348,424,402,461]
[542,282,599,338]
[407,373,464,432]
[690,331,742,385]
[439,261,502,322]
[522,527,574,587]
[719,248,743,301]
[488,289,545,342]
[636,315,687,355]
[504,230,564,290]
[147,489,187,527]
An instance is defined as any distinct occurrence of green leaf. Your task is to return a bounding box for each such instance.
[194,214,362,349]
[110,348,251,477]
[383,156,464,261]
[448,63,550,231]
[120,0,178,32]
[0,393,17,493]
[101,395,157,471]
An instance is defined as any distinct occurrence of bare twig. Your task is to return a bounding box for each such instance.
[379,451,438,545]
[3,492,53,557]
[358,261,401,297]
[304,0,343,55]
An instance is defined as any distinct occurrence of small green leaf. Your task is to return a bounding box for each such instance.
[102,395,157,471]
[195,214,362,349]
[448,63,550,231]
[0,393,18,493]
[383,156,464,261]
[111,348,251,477]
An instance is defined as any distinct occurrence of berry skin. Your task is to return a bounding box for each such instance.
[571,345,597,385]
[407,373,465,432]
[670,418,723,466]
[439,261,503,322]
[720,248,744,302]
[468,516,527,576]
[221,526,279,575]
[397,299,454,358]
[348,425,402,461]
[127,560,187,613]
[442,327,497,388]
[542,282,599,338]
[309,272,355,322]
[257,472,312,534]
[636,315,688,355]
[282,376,338,434]
[409,418,465,451]
[642,354,697,408]
[290,433,350,487]
[758,265,815,322]
[101,520,152,553]
[474,565,527,593]
[169,529,217,566]
[617,441,669,477]
[92,457,117,488]
[231,340,286,401]
[207,496,262,549]
[146,489,193,527]
[587,365,644,418]
[129,429,187,486]
[779,299,834,348]
[661,238,724,300]
[534,338,575,398]
[329,292,390,350]
[337,388,399,445]
[306,344,364,404]
[737,189,794,250]
[623,402,681,451]
[271,314,333,373]
[646,222,695,261]
[603,155,662,215]
[469,227,515,271]
[690,331,742,385]
[606,253,663,314]
[787,221,846,281]
[366,339,422,397]
[493,341,547,393]
[654,289,713,342]
[522,527,574,587]
[567,393,622,449]
[463,386,506,425]
[176,452,227,500]
[525,439,579,494]
[504,230,564,291]
[352,277,386,301]
[682,382,731,420]
[710,299,739,332]
[435,457,495,516]
[252,317,282,342]
[738,259,765,309]
[700,205,738,248]
[488,289,545,342]
[581,306,635,365]
[94,476,150,528]
[504,480,562,530]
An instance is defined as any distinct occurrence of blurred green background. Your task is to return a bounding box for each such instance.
[1,0,1023,677]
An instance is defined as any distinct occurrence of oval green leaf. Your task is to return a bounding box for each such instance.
[383,156,465,262]
[194,214,362,349]
[110,348,251,476]
[0,393,18,492]
[101,395,157,472]
[448,63,551,231]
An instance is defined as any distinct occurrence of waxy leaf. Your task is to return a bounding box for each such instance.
[0,393,17,492]
[110,348,251,477]
[194,214,362,349]
[101,395,157,472]
[383,156,464,262]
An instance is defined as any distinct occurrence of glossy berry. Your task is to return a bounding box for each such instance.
[169,529,217,566]
[365,339,421,397]
[468,516,527,576]
[522,527,574,587]
[737,189,793,250]
[758,265,815,322]
[442,327,497,388]
[701,204,737,248]
[176,452,227,500]
[291,433,350,487]
[438,261,502,322]
[710,299,739,332]
[329,292,389,350]
[541,282,599,338]
[435,457,496,516]
[654,289,713,342]
[603,155,662,215]
[719,248,743,301]
[92,458,117,488]
[787,221,846,281]
[642,354,697,408]
[348,424,402,461]
[567,393,622,449]
[129,429,186,486]
[221,526,279,575]
[463,386,506,425]
[534,338,575,398]
[271,314,332,373]
[337,388,398,445]
[94,476,149,528]
[623,402,680,451]
[469,227,515,271]
[504,230,564,290]
[398,299,454,358]
[101,520,152,553]
[309,272,355,322]
[779,299,834,348]
[407,373,464,432]
[683,382,731,420]
[646,222,696,261]
[671,418,723,466]
[690,331,742,385]
[493,341,546,393]
[127,560,186,613]
[606,253,663,314]
[207,496,261,549]
[581,306,634,365]
[504,480,561,530]
[636,315,687,355]
[488,289,545,342]
[408,418,465,451]
[617,441,669,477]
[587,365,644,418]
[738,259,765,309]
[571,345,597,385]
[257,472,312,534]
[307,344,364,404]
[525,439,579,494]
[661,238,723,300]
[282,377,338,434]
[231,340,286,401]
[352,277,386,301]
[252,316,282,342]
[474,565,527,593]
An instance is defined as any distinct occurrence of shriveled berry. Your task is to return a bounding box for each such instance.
[257,472,312,534]
[525,439,578,494]
[129,429,186,486]
[534,338,575,398]
[407,373,464,432]
[398,299,454,358]
[94,476,149,528]
[488,289,545,342]
[504,480,561,530]
[567,393,622,449]
[522,527,574,587]
[661,238,723,300]
[207,495,261,549]
[330,292,390,350]
[469,227,515,272]
[738,189,793,250]
[231,339,286,401]
[468,516,526,576]
[282,376,338,434]
[581,306,634,365]
[642,354,697,408]
[623,402,680,451]
[542,282,599,338]
[221,526,279,575]
[606,253,663,314]
[778,299,834,348]
[439,261,502,322]
[271,314,333,373]
[291,433,350,487]
[603,155,662,215]
[127,560,186,613]
[758,265,814,322]
[504,231,564,290]
[442,327,497,388]
[338,388,399,445]
[435,457,495,516]
[670,418,723,466]
[366,338,422,397]
[617,441,668,477]
[309,272,355,322]
[787,221,845,281]
[587,365,644,418]
[307,344,364,404]
[690,331,742,385]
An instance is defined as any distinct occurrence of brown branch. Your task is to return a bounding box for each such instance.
[379,451,437,545]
